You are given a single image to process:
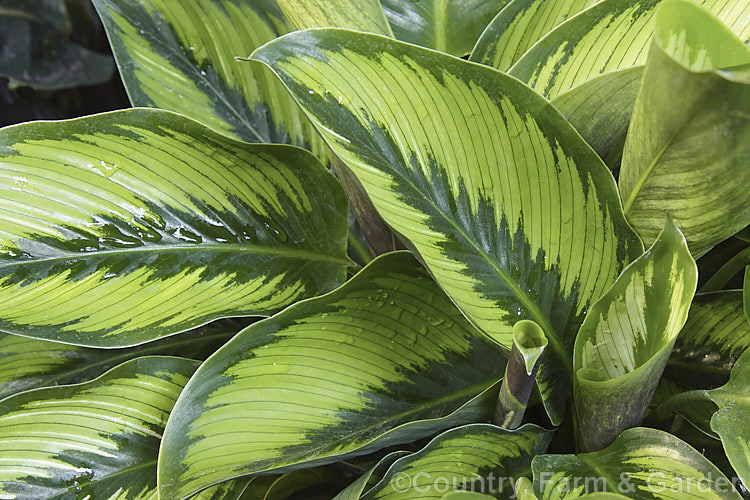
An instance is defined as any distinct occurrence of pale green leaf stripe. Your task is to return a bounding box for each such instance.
[471,0,600,71]
[0,319,251,400]
[93,0,322,154]
[573,219,698,451]
[0,357,196,499]
[0,108,348,347]
[508,0,750,100]
[533,427,742,499]
[619,0,750,256]
[250,28,643,425]
[671,291,750,374]
[278,0,394,36]
[380,0,511,56]
[158,252,507,499]
[710,349,750,490]
[356,424,553,499]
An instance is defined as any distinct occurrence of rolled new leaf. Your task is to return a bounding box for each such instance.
[335,423,552,499]
[250,26,643,426]
[573,218,697,451]
[533,428,742,499]
[494,320,547,429]
[0,356,241,499]
[0,108,349,347]
[158,252,508,499]
[620,0,750,256]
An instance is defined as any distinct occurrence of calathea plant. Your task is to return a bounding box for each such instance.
[0,0,749,499]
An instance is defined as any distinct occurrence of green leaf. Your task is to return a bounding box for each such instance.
[507,0,750,101]
[0,318,252,400]
[333,452,409,500]
[341,423,553,499]
[243,466,360,500]
[0,356,198,499]
[92,0,322,151]
[620,0,750,256]
[159,252,508,499]
[379,0,511,56]
[278,0,394,35]
[550,67,643,172]
[470,0,600,72]
[250,27,643,425]
[0,108,349,347]
[670,291,750,379]
[573,218,698,451]
[744,266,750,323]
[0,6,114,90]
[533,427,742,499]
[709,348,750,489]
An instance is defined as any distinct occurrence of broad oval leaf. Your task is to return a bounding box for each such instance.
[379,0,511,56]
[533,427,742,499]
[338,423,553,499]
[278,0,394,35]
[619,0,750,256]
[0,356,199,499]
[573,218,697,451]
[0,318,253,400]
[709,348,750,490]
[93,0,322,152]
[470,0,600,72]
[0,108,349,347]
[250,28,644,425]
[158,252,508,499]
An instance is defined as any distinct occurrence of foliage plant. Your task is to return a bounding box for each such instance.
[0,0,750,498]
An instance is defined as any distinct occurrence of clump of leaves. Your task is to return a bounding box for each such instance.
[1,0,749,499]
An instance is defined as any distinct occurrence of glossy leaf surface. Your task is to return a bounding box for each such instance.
[278,0,393,35]
[0,108,349,347]
[533,427,742,499]
[341,423,553,499]
[0,357,197,498]
[159,252,508,498]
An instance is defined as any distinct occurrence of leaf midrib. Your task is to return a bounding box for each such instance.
[433,0,448,52]
[0,243,351,270]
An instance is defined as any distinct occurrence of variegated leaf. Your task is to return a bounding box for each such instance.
[709,348,750,489]
[379,0,511,56]
[0,319,252,400]
[0,357,207,499]
[250,28,643,425]
[573,218,698,451]
[470,0,600,72]
[278,0,393,35]
[337,424,553,499]
[158,252,508,499]
[0,108,349,347]
[92,0,323,154]
[620,0,750,256]
[533,427,742,499]
[496,0,750,171]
